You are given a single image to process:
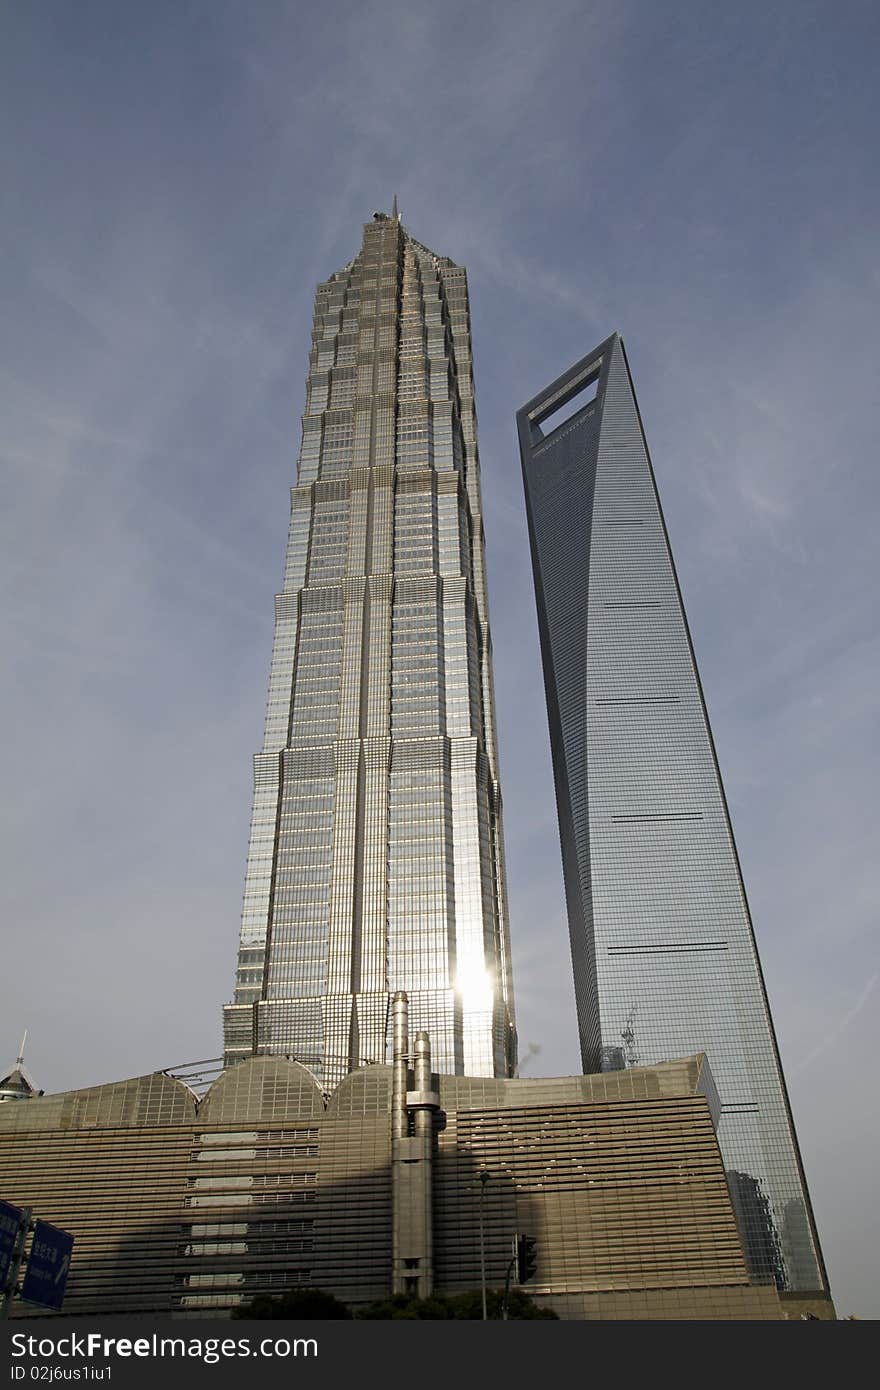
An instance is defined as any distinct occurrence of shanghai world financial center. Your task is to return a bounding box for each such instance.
[222,212,826,1295]
[518,335,826,1292]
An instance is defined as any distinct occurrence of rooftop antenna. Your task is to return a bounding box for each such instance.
[392,194,399,220]
[621,1006,640,1068]
[16,1030,27,1067]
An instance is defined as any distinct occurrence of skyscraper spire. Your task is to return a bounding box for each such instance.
[0,1028,40,1103]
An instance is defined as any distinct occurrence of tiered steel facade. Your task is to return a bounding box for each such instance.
[223,213,516,1087]
[517,334,828,1293]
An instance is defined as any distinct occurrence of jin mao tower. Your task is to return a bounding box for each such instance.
[224,212,516,1088]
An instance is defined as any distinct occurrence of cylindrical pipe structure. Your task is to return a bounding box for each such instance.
[412,1031,433,1139]
[391,991,409,1141]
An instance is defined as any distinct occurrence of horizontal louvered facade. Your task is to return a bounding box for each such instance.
[0,1054,822,1319]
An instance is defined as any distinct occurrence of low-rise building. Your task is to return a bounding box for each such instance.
[0,1003,831,1319]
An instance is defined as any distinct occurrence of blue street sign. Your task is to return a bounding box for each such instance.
[0,1201,24,1288]
[21,1220,74,1310]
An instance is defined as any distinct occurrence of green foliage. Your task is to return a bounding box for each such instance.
[232,1286,352,1319]
[355,1289,558,1320]
[355,1293,455,1320]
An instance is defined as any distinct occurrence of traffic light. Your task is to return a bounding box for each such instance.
[515,1233,537,1283]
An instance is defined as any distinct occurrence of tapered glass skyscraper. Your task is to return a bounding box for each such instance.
[518,334,827,1293]
[224,212,516,1089]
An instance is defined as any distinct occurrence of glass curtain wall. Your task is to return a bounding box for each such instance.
[517,333,828,1293]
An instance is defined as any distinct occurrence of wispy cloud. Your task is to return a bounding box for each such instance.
[790,974,879,1078]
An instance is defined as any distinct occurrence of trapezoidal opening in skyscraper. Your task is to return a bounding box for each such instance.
[526,354,603,442]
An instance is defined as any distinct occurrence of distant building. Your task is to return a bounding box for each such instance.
[0,1003,833,1319]
[0,1035,41,1104]
[517,333,828,1293]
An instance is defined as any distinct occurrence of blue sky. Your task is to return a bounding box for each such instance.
[2,0,877,1317]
